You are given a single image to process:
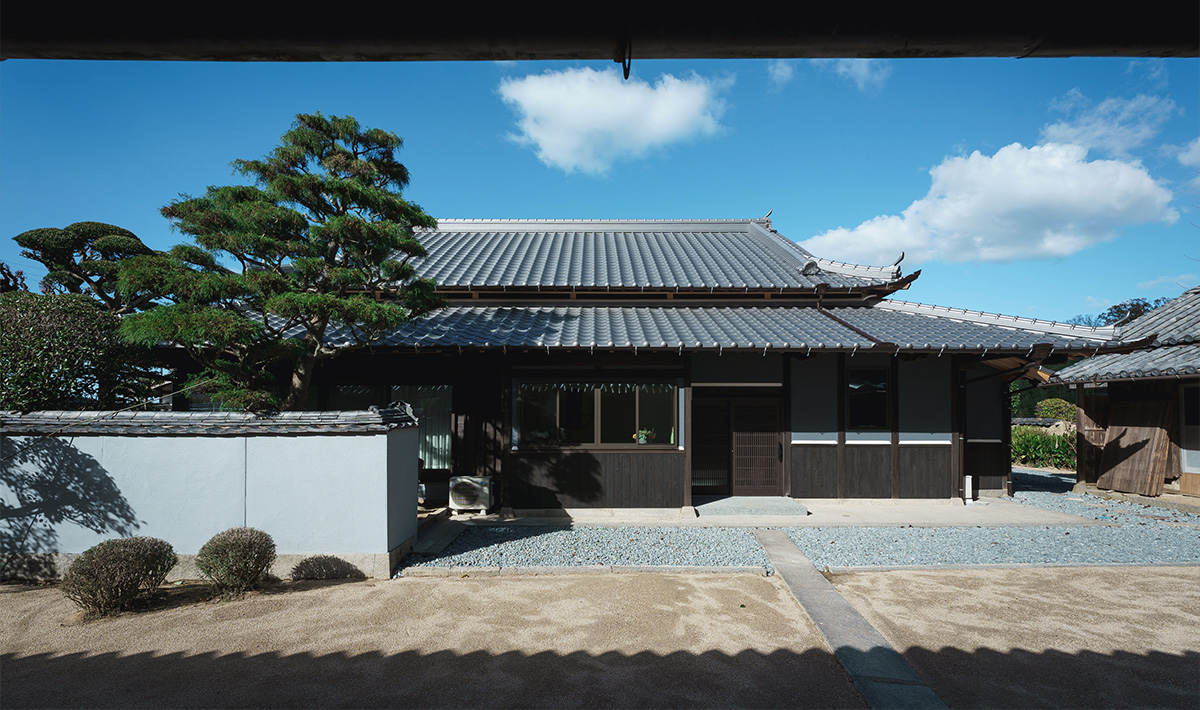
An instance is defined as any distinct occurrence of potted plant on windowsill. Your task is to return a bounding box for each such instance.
[633,428,657,445]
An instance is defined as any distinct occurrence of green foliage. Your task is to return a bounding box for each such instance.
[60,537,178,615]
[1011,426,1076,470]
[1010,380,1076,418]
[1035,397,1076,421]
[13,221,155,314]
[1066,297,1171,327]
[195,527,276,594]
[0,261,27,292]
[0,291,154,410]
[121,113,441,411]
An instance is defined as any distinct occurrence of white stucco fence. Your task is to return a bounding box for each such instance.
[0,407,419,579]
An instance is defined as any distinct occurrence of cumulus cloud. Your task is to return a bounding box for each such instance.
[813,59,892,92]
[1137,274,1198,290]
[799,142,1178,265]
[766,60,796,89]
[1041,93,1177,157]
[498,67,730,175]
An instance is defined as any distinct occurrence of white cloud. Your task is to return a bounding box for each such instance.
[1176,137,1200,194]
[766,60,796,90]
[1137,274,1198,290]
[1041,93,1177,157]
[498,67,730,175]
[1125,59,1169,91]
[799,142,1178,265]
[813,59,892,92]
[1179,137,1200,168]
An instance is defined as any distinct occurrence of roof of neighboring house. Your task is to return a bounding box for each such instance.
[412,218,904,291]
[1110,286,1200,346]
[319,301,1115,353]
[0,405,419,437]
[1050,343,1200,383]
[1052,287,1200,384]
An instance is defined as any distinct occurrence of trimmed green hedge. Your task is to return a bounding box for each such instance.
[195,527,276,594]
[60,537,177,615]
[1035,398,1076,421]
[1011,426,1076,470]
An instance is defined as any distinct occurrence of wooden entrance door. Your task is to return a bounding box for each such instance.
[692,398,783,496]
[731,402,783,495]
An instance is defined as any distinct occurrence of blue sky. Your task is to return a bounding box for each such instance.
[1,57,1196,321]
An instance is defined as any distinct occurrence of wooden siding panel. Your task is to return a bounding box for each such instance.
[898,446,954,498]
[790,445,839,497]
[964,441,1008,491]
[843,446,892,498]
[509,451,686,508]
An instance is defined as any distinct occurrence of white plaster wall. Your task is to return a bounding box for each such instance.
[245,435,388,554]
[386,428,420,552]
[1,435,246,554]
[1,431,418,558]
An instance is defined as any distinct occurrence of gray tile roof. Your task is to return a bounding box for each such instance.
[412,219,902,290]
[1050,344,1200,383]
[339,302,1117,353]
[0,405,418,437]
[1113,286,1200,346]
[1052,286,1200,383]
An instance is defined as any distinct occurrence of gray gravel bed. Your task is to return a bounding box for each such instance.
[399,469,1199,575]
[400,526,772,573]
[786,469,1200,568]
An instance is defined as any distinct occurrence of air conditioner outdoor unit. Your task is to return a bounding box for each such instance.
[449,476,493,513]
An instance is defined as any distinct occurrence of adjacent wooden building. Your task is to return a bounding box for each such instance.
[257,218,1126,509]
[1053,286,1200,497]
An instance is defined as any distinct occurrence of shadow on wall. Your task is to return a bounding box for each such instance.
[506,450,603,508]
[0,437,139,578]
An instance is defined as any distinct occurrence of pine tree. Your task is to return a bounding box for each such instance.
[121,113,440,411]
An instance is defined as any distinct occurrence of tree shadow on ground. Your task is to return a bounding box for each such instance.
[1,644,1196,709]
[1,437,138,579]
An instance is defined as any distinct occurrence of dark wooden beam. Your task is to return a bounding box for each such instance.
[4,6,1196,61]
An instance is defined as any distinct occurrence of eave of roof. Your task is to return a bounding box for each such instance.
[319,303,1121,354]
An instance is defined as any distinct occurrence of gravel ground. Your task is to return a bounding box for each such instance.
[401,526,771,572]
[789,468,1200,569]
[402,469,1200,573]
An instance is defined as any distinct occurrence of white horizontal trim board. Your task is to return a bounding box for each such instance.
[842,440,891,445]
[791,439,839,445]
[899,440,952,445]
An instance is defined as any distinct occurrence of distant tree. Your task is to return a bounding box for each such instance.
[1066,296,1172,327]
[0,261,27,293]
[120,113,441,411]
[0,292,154,410]
[13,221,156,314]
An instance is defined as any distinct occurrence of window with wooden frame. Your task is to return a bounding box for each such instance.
[516,382,678,448]
[844,367,890,431]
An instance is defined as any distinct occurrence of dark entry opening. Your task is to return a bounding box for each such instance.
[691,397,783,497]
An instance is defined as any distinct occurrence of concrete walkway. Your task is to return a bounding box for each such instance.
[450,497,1104,528]
[754,530,946,710]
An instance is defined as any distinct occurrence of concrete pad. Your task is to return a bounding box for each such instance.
[755,530,947,709]
[411,520,466,556]
[1,574,867,708]
[832,566,1200,709]
[453,498,1103,528]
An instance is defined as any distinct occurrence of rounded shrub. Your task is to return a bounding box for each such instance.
[60,537,178,615]
[195,527,276,593]
[1036,397,1076,421]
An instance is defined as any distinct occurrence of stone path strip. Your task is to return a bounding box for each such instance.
[754,529,946,710]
